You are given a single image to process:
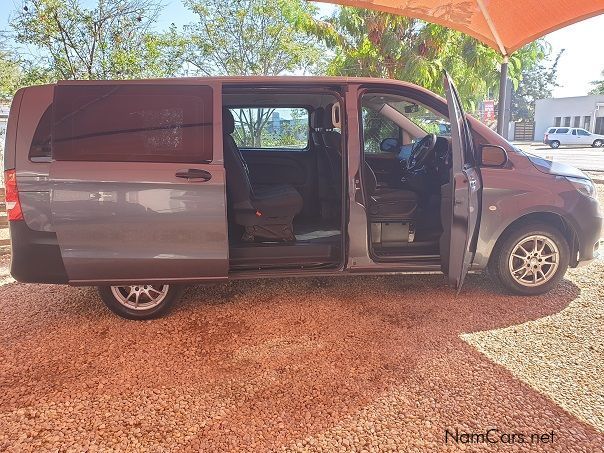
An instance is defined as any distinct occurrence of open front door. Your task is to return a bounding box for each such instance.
[442,73,482,290]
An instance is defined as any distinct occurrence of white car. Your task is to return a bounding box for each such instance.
[544,127,604,149]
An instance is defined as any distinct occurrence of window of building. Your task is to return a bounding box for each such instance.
[554,117,561,127]
[563,117,571,127]
[52,84,213,162]
[573,116,581,127]
[584,116,591,131]
[229,107,309,151]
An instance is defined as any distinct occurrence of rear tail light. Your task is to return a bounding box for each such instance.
[4,169,24,221]
[545,134,549,140]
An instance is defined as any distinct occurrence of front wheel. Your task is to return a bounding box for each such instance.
[489,223,569,295]
[593,139,603,148]
[549,140,560,149]
[98,284,184,319]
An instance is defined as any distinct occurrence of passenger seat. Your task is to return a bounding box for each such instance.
[222,108,303,241]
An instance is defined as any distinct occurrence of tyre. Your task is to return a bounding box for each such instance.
[549,140,560,149]
[593,139,603,148]
[489,223,569,296]
[98,284,184,320]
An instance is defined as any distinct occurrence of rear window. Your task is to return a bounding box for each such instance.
[228,107,309,151]
[52,84,213,163]
[556,128,569,134]
[29,106,52,162]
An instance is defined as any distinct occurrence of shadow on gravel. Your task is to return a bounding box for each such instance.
[1,271,600,451]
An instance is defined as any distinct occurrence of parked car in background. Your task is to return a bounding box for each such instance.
[544,127,604,149]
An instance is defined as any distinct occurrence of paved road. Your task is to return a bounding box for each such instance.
[513,142,604,171]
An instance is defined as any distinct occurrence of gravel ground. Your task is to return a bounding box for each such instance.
[1,209,604,451]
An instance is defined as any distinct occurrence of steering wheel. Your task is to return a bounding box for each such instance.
[406,134,437,171]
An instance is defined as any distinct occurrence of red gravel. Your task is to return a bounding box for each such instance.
[0,255,603,451]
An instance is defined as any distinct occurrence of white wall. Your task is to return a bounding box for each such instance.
[534,94,604,140]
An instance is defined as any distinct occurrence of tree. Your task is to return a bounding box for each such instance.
[183,0,322,76]
[589,70,604,95]
[231,108,276,148]
[511,50,563,121]
[0,50,23,102]
[292,7,547,111]
[10,0,185,80]
[183,0,323,145]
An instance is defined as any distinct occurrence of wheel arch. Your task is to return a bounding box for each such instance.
[488,211,578,268]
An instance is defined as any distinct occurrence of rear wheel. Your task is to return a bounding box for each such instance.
[549,140,560,149]
[489,223,569,295]
[98,284,183,319]
[593,139,603,147]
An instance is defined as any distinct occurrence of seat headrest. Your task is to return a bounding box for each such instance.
[222,108,235,135]
[323,104,335,129]
[310,107,325,129]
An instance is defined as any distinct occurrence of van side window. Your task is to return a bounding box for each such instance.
[52,84,213,163]
[30,106,52,162]
[229,107,309,151]
[556,128,569,134]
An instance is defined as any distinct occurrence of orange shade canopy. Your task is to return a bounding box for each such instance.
[313,0,604,55]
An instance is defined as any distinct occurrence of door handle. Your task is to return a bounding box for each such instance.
[175,169,212,182]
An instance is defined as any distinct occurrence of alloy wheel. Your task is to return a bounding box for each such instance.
[508,235,559,287]
[110,285,170,310]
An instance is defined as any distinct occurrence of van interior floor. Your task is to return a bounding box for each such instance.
[371,209,442,261]
[228,219,342,271]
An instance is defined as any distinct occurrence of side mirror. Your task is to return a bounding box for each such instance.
[480,144,508,167]
[380,137,400,152]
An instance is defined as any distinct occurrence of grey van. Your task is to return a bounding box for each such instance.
[4,74,602,319]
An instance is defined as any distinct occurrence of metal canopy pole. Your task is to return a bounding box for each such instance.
[496,56,509,137]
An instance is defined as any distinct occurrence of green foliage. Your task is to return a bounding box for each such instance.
[589,70,604,95]
[10,0,184,81]
[261,108,308,148]
[0,50,23,102]
[183,0,322,76]
[511,50,563,120]
[295,7,548,111]
[232,108,308,149]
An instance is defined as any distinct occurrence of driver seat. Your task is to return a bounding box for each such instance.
[364,164,418,220]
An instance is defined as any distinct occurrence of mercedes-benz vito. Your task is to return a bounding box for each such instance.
[4,74,602,319]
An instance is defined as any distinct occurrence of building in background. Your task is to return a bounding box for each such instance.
[534,95,604,141]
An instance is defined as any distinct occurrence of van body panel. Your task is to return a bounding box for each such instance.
[13,85,54,232]
[474,155,603,268]
[50,161,228,282]
[4,89,24,171]
[9,222,68,283]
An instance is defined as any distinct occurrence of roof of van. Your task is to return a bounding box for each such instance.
[53,75,421,86]
[22,76,446,105]
[53,76,436,94]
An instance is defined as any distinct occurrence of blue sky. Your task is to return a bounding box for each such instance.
[1,0,603,98]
